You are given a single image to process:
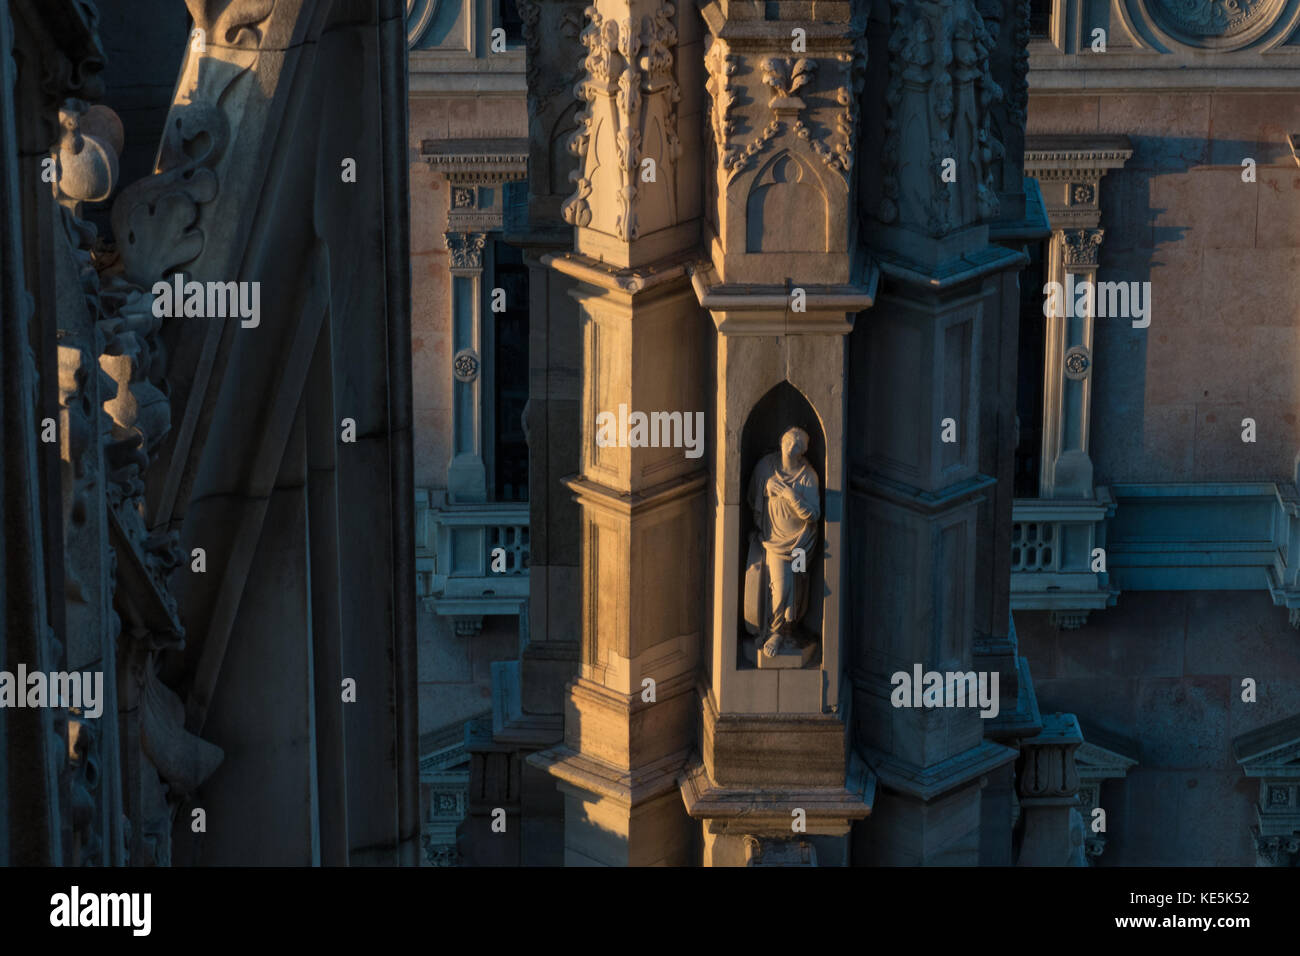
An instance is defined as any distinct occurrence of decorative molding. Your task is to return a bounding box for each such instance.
[1074,723,1138,862]
[406,0,443,49]
[561,0,681,238]
[704,41,738,168]
[421,138,530,179]
[1024,136,1134,185]
[1019,481,1300,619]
[1234,713,1300,865]
[1137,0,1292,51]
[879,0,1005,234]
[1028,1,1300,89]
[452,348,480,382]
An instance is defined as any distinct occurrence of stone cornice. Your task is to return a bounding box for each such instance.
[421,138,529,177]
[688,260,877,335]
[1235,713,1300,776]
[541,250,693,296]
[1024,135,1134,180]
[678,757,875,823]
[564,472,709,521]
[528,746,688,805]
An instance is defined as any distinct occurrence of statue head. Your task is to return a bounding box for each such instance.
[780,426,808,460]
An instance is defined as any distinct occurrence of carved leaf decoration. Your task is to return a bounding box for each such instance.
[112,170,219,287]
[185,0,277,48]
[789,58,815,95]
[140,665,223,796]
[111,100,228,286]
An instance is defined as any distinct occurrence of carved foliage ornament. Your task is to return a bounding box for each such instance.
[185,0,277,50]
[445,232,486,269]
[561,1,681,238]
[705,46,866,181]
[518,0,585,119]
[879,0,1004,234]
[1062,228,1105,267]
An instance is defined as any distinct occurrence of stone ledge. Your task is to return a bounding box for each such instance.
[527,746,688,807]
[678,753,875,826]
[860,738,1019,803]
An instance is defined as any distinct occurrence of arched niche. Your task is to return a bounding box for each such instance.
[744,150,828,253]
[737,381,826,669]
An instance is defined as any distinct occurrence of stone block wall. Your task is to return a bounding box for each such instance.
[1017,591,1300,864]
[1028,91,1300,484]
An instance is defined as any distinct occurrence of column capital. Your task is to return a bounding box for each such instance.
[444,231,487,271]
[1060,228,1105,269]
[1018,712,1083,804]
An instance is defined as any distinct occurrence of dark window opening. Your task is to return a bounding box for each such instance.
[497,0,525,46]
[1014,240,1047,499]
[1029,0,1052,38]
[492,239,529,502]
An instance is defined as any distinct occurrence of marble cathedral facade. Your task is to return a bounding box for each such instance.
[421,0,1300,867]
[421,0,1069,867]
[4,0,1297,871]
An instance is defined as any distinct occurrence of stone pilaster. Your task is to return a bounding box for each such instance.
[527,0,708,865]
[849,0,1022,866]
[974,0,1049,865]
[1023,136,1131,500]
[670,0,878,867]
[445,231,489,503]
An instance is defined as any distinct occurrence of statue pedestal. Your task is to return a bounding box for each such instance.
[754,636,816,669]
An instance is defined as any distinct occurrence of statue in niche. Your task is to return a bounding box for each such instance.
[745,426,820,665]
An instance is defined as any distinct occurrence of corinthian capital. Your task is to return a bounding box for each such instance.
[445,232,487,270]
[1062,228,1105,268]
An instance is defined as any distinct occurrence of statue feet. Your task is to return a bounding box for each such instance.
[756,630,816,669]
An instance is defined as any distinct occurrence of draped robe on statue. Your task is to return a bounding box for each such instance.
[748,452,819,638]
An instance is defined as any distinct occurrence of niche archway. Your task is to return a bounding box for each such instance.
[745,151,828,253]
[737,381,826,668]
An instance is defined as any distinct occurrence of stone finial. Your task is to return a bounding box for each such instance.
[54,101,122,211]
